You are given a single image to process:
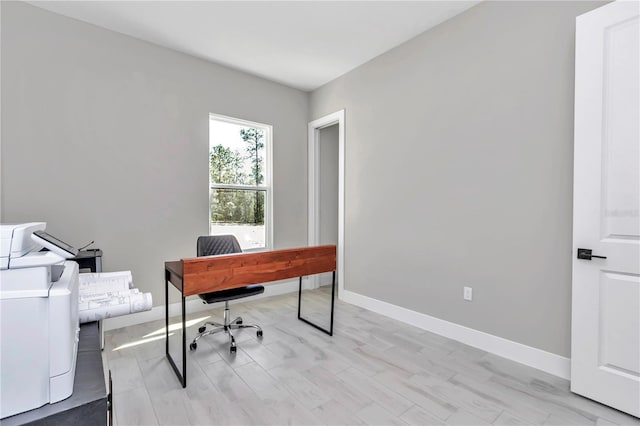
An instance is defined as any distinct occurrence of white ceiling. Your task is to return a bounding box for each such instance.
[28,1,480,91]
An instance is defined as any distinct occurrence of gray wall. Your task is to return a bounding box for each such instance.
[1,2,309,305]
[318,124,339,247]
[310,1,604,357]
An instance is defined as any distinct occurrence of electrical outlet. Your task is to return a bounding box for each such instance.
[463,286,473,301]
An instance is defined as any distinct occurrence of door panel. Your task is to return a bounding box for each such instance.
[599,272,639,375]
[601,17,639,240]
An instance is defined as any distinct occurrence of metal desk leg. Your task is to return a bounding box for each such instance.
[165,275,187,388]
[165,276,169,360]
[297,271,335,336]
[181,294,186,387]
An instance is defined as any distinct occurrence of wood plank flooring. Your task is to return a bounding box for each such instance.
[103,290,639,426]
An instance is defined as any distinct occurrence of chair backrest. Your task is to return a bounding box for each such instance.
[197,235,242,257]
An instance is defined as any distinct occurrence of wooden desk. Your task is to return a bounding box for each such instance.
[164,245,336,387]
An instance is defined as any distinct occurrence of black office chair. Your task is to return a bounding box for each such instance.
[189,235,264,353]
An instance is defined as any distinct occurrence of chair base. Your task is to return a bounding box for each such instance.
[189,301,262,353]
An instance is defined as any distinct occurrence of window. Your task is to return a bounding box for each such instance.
[209,114,272,251]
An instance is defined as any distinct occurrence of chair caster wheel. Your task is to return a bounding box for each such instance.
[230,345,237,354]
[257,330,263,338]
[236,320,243,325]
[190,342,197,351]
[198,326,206,333]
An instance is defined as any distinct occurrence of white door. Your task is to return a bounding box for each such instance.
[571,1,640,417]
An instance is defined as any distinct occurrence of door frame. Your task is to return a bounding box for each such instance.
[308,110,345,296]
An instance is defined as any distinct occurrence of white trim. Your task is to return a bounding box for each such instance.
[341,290,571,380]
[102,279,299,331]
[308,110,345,295]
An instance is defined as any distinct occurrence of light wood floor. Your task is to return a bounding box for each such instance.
[103,290,639,426]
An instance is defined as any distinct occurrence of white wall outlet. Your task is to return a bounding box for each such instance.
[463,286,473,301]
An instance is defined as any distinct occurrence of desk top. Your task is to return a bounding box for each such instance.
[165,260,183,292]
[165,260,183,276]
[165,245,336,296]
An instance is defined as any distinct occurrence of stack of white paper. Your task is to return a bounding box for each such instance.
[78,271,152,323]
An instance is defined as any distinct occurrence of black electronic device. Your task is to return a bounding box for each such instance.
[31,230,79,258]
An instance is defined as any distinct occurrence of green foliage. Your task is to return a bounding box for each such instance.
[240,128,265,223]
[240,128,265,185]
[210,145,247,185]
[210,127,266,225]
[210,189,265,224]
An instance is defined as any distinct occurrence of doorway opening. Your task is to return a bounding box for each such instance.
[308,110,345,298]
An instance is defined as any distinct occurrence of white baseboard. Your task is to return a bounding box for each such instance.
[102,279,300,331]
[340,289,571,380]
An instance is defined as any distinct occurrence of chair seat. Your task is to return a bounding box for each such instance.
[198,284,265,304]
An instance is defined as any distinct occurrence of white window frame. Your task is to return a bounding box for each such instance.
[208,113,273,252]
